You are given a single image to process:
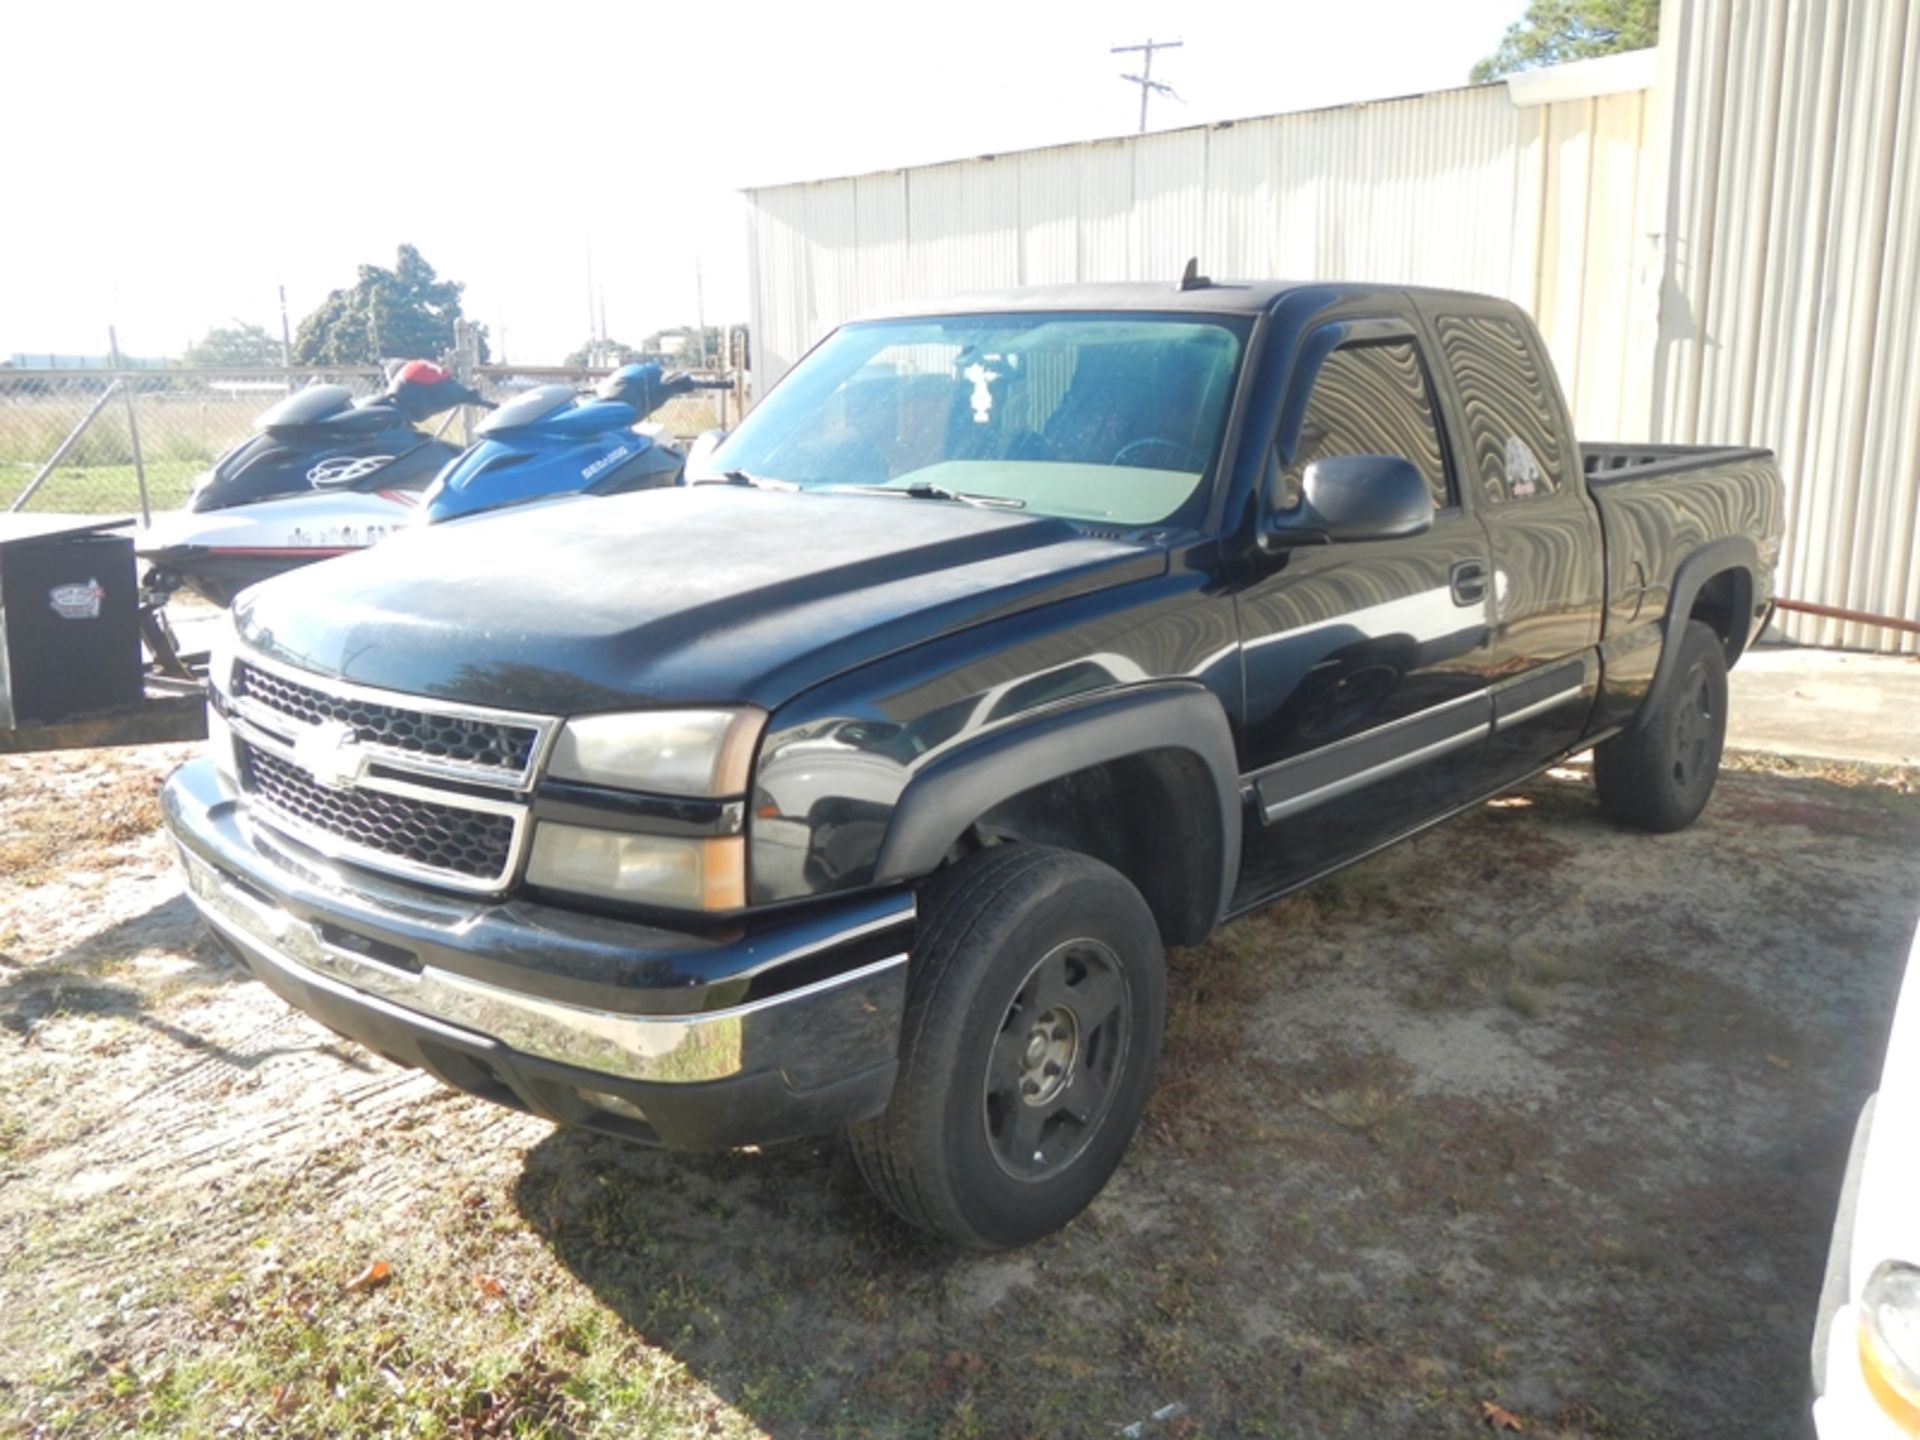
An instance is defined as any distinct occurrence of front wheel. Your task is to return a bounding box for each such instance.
[1593,618,1729,832]
[848,844,1166,1249]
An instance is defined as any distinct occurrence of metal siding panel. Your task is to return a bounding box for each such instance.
[1130,129,1210,282]
[852,173,910,315]
[744,185,814,394]
[1535,99,1597,406]
[1848,0,1920,651]
[1076,141,1136,281]
[1509,105,1550,313]
[1570,90,1650,440]
[802,180,861,361]
[904,161,1018,297]
[1659,0,1920,651]
[1202,121,1280,279]
[1017,148,1081,286]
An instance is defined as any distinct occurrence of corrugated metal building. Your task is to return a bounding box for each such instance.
[745,0,1919,650]
[1653,0,1919,651]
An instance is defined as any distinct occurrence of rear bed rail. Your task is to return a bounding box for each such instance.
[1583,443,1775,483]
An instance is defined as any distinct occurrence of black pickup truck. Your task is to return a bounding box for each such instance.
[164,280,1784,1248]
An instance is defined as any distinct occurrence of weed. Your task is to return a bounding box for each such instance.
[0,767,163,882]
[1304,1084,1418,1153]
[1503,978,1547,1019]
[1405,936,1580,1019]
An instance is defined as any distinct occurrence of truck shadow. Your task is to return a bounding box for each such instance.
[504,763,1920,1437]
[0,893,321,1072]
[510,1124,978,1422]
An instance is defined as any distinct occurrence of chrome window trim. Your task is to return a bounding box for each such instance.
[228,647,561,792]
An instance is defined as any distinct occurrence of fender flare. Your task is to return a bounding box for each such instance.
[871,683,1244,932]
[1634,535,1758,734]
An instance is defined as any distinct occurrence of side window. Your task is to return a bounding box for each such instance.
[1434,313,1571,505]
[1280,340,1451,511]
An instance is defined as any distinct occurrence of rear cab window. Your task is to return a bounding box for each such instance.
[1432,313,1572,506]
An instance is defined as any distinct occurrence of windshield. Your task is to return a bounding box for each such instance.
[700,312,1248,526]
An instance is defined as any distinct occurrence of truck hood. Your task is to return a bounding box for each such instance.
[232,485,1165,714]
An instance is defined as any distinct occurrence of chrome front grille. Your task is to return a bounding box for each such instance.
[220,652,556,893]
[239,741,517,882]
[232,658,542,787]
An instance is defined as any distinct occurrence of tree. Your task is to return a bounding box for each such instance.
[291,244,489,365]
[184,321,284,368]
[642,325,734,367]
[563,338,648,368]
[1470,0,1659,82]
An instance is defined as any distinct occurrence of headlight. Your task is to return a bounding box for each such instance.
[527,825,745,910]
[534,708,763,910]
[1860,1260,1920,1432]
[548,708,764,797]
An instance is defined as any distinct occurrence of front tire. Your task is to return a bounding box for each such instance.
[849,845,1166,1249]
[1593,618,1729,832]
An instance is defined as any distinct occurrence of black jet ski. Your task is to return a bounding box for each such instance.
[137,360,483,604]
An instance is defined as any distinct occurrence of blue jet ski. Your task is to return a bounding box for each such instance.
[419,363,707,525]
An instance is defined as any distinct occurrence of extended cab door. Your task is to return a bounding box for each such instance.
[1415,298,1606,778]
[1231,316,1499,907]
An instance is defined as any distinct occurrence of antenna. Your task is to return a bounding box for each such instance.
[1177,257,1212,292]
[1112,37,1184,133]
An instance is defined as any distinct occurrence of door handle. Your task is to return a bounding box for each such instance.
[1450,560,1489,606]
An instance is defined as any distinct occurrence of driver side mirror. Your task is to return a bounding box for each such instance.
[1262,453,1435,549]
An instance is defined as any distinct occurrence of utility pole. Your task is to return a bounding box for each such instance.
[1112,37,1183,134]
[585,240,598,367]
[694,259,708,370]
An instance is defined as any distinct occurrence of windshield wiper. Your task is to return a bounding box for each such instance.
[825,481,1026,510]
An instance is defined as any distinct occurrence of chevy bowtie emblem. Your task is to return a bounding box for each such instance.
[294,720,368,790]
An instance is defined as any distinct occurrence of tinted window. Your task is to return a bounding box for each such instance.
[1281,340,1451,510]
[1434,313,1570,505]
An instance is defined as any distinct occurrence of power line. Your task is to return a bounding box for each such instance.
[1112,37,1183,134]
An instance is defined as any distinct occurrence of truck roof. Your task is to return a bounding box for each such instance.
[851,279,1510,323]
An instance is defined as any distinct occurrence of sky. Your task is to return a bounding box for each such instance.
[2,0,1525,366]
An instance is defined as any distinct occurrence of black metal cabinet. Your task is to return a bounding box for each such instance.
[0,515,140,727]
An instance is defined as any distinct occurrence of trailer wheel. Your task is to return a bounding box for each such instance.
[1594,619,1728,832]
[849,844,1165,1249]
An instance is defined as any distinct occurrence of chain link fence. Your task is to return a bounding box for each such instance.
[0,363,741,518]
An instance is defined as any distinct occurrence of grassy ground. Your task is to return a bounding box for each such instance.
[0,749,1915,1438]
[0,460,201,517]
[0,387,721,520]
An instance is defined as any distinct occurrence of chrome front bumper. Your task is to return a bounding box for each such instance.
[178,843,906,1085]
[164,757,912,1148]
